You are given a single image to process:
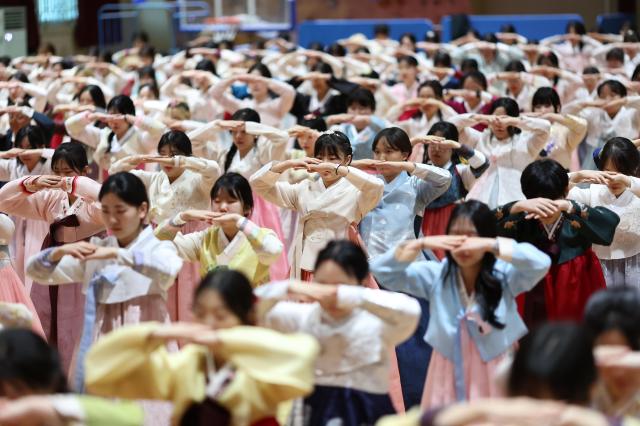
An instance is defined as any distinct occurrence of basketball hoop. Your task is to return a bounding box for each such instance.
[205,16,242,43]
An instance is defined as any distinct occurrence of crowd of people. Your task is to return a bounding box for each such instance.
[1,18,640,425]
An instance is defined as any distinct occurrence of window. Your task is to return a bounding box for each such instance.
[37,0,78,23]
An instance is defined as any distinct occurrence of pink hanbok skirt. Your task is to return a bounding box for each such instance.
[166,220,207,322]
[421,323,506,409]
[0,264,44,336]
[250,194,289,280]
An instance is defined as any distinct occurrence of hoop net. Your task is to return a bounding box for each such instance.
[204,16,242,43]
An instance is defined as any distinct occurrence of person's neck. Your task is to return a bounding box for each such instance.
[321,175,341,188]
[402,78,416,89]
[459,263,481,296]
[237,144,253,159]
[253,92,268,103]
[221,224,239,241]
[316,85,329,99]
[117,226,142,247]
[114,125,130,140]
[383,171,401,183]
[167,169,185,184]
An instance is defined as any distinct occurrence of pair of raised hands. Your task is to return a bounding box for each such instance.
[50,242,120,262]
[178,210,243,227]
[395,235,497,262]
[325,113,371,127]
[0,148,46,161]
[571,170,632,193]
[511,198,573,220]
[271,157,346,176]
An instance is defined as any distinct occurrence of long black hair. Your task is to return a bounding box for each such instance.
[595,137,640,176]
[195,269,255,325]
[224,108,261,172]
[75,84,107,110]
[444,200,505,329]
[314,240,369,282]
[210,172,254,217]
[0,329,68,396]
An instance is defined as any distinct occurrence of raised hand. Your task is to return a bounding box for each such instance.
[217,120,245,130]
[325,113,354,126]
[179,209,221,224]
[512,198,560,219]
[570,170,610,185]
[83,246,120,261]
[32,175,63,190]
[51,241,97,261]
[350,159,383,171]
[209,212,244,227]
[307,161,342,176]
[451,237,496,256]
[0,148,25,159]
[270,157,321,173]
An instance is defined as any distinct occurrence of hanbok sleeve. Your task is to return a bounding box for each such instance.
[518,116,551,158]
[85,322,207,405]
[25,248,85,285]
[345,166,385,218]
[210,78,243,114]
[249,164,300,211]
[174,155,221,191]
[114,239,183,292]
[336,285,421,345]
[246,121,289,163]
[237,217,284,266]
[496,237,551,297]
[412,163,452,210]
[133,116,167,153]
[65,111,102,149]
[449,114,483,149]
[154,220,207,263]
[565,200,620,246]
[370,247,443,301]
[254,281,311,331]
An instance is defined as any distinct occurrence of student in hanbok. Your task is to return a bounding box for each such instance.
[529,87,587,171]
[250,130,384,280]
[0,142,104,371]
[418,121,489,258]
[325,87,388,160]
[256,240,421,425]
[0,214,43,336]
[64,95,166,174]
[108,130,221,321]
[354,127,450,408]
[563,80,640,169]
[585,288,640,418]
[85,269,319,425]
[26,172,183,390]
[357,127,451,261]
[449,97,551,208]
[371,200,551,409]
[186,108,290,279]
[568,138,640,288]
[210,65,296,127]
[0,125,54,293]
[494,159,619,327]
[154,172,283,287]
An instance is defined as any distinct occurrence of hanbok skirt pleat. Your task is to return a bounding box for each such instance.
[302,385,395,426]
[31,282,84,373]
[422,204,457,260]
[0,263,44,336]
[600,252,640,289]
[166,220,207,322]
[251,194,289,280]
[421,323,506,410]
[517,249,606,329]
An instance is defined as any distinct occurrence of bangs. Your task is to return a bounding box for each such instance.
[314,139,342,159]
